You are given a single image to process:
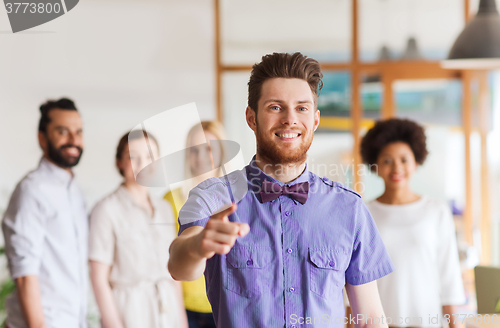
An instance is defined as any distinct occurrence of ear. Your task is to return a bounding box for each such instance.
[313,109,320,132]
[245,106,257,132]
[38,131,47,153]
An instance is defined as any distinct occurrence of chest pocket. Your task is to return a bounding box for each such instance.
[309,248,348,299]
[225,246,273,298]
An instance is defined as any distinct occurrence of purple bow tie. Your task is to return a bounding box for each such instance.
[260,180,309,204]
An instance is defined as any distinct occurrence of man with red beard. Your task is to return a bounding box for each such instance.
[2,98,88,328]
[169,53,394,328]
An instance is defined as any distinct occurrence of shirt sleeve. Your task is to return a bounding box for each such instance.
[179,179,231,235]
[345,198,395,285]
[178,186,219,235]
[1,182,47,279]
[88,201,115,266]
[437,203,466,305]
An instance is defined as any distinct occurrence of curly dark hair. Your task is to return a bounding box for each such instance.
[360,118,428,168]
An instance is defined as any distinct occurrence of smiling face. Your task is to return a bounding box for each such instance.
[375,141,418,190]
[187,129,222,177]
[246,77,320,166]
[38,108,84,169]
[117,138,159,184]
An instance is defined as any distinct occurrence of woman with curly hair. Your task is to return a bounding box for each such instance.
[360,118,465,328]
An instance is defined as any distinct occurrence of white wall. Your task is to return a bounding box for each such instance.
[2,0,499,250]
[0,0,216,209]
[220,0,466,63]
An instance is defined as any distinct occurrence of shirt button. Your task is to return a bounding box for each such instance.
[287,248,293,254]
[329,260,335,267]
[285,211,291,216]
[289,287,295,292]
[246,259,253,266]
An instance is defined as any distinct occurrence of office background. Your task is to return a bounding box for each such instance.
[1,0,500,322]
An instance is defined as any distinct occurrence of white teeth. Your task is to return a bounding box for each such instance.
[277,133,298,138]
[65,148,79,155]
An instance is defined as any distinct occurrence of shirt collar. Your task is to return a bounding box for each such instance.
[39,157,74,187]
[246,155,310,194]
[116,184,159,217]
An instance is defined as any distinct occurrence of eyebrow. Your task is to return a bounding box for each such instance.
[379,154,409,158]
[263,99,314,105]
[54,126,83,132]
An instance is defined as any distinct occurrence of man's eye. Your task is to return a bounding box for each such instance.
[270,106,280,111]
[298,107,308,111]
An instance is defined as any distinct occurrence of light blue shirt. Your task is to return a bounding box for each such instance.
[179,156,394,328]
[2,157,88,328]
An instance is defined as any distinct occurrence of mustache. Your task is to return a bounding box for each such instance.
[272,128,304,134]
[59,144,83,153]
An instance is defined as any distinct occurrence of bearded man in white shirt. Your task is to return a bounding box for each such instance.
[2,98,88,328]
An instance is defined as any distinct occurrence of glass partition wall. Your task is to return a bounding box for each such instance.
[214,0,496,313]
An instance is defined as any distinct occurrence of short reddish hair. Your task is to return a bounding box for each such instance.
[247,52,323,112]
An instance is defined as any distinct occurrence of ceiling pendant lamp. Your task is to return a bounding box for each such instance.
[379,45,392,61]
[442,0,500,69]
[401,37,423,60]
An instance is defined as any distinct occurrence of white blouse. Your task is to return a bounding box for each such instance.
[89,185,182,328]
[367,196,466,327]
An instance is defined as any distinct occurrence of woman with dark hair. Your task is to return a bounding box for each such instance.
[89,130,188,328]
[360,118,465,328]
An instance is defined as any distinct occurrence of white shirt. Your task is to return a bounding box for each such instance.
[2,158,88,328]
[367,196,465,327]
[89,185,182,328]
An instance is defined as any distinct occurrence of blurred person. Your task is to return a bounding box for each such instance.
[2,98,88,328]
[360,118,465,328]
[164,121,225,328]
[168,52,395,328]
[89,130,188,328]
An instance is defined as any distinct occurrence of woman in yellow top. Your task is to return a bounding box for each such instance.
[164,121,226,328]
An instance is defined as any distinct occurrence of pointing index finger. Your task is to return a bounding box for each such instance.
[213,203,237,221]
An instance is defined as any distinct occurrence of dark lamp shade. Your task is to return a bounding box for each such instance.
[442,0,500,69]
[401,37,423,60]
[379,45,392,61]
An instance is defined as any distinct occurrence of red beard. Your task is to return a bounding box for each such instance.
[255,123,312,165]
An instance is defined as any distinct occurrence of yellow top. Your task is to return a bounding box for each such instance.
[164,188,213,313]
